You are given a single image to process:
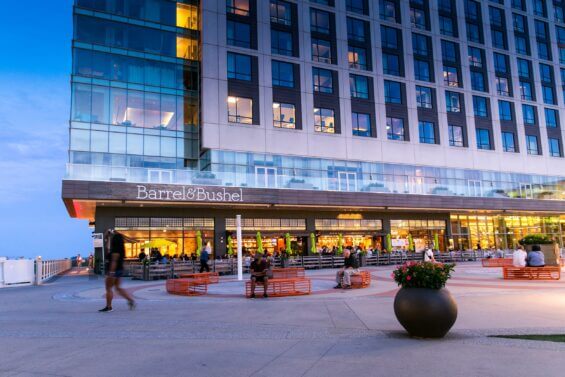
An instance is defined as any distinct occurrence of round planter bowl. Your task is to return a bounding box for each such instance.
[394,287,458,338]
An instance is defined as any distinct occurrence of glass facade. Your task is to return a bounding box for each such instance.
[70,1,201,170]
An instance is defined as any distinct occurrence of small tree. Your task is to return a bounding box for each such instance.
[337,234,343,255]
[256,231,264,254]
[227,235,234,256]
[285,233,292,255]
[386,234,392,252]
[310,233,317,254]
[196,230,202,257]
[433,234,440,251]
[407,234,414,252]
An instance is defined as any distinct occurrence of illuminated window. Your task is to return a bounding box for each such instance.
[314,108,335,133]
[177,4,199,30]
[273,102,296,128]
[177,37,198,60]
[227,96,253,124]
[227,0,250,16]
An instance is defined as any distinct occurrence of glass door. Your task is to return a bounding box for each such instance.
[468,180,482,197]
[338,171,357,192]
[255,166,277,188]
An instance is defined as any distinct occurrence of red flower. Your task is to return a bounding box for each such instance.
[390,273,395,279]
[406,275,412,281]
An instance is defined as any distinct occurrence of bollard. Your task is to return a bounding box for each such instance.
[35,257,43,285]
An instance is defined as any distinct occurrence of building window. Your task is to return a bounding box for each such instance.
[445,91,461,113]
[498,100,512,121]
[352,112,371,137]
[419,121,436,144]
[502,131,516,152]
[348,46,368,70]
[441,40,458,63]
[387,117,405,140]
[311,8,331,34]
[227,21,251,48]
[439,16,455,36]
[493,53,508,74]
[468,47,483,68]
[227,52,251,81]
[227,96,253,124]
[349,74,369,99]
[519,81,533,101]
[515,36,528,55]
[346,0,367,15]
[272,60,294,88]
[347,17,366,42]
[545,108,558,128]
[414,60,431,82]
[416,86,433,108]
[411,7,427,30]
[542,85,555,105]
[473,96,488,117]
[384,80,402,103]
[526,135,539,155]
[448,125,464,147]
[312,67,333,93]
[271,30,293,56]
[470,71,485,92]
[314,107,335,133]
[382,53,401,76]
[476,128,492,150]
[227,0,250,16]
[270,0,292,26]
[412,33,430,56]
[273,102,296,129]
[443,66,459,87]
[517,59,531,78]
[311,38,333,64]
[522,104,535,125]
[496,77,510,97]
[549,138,562,157]
[380,0,397,22]
[381,25,400,48]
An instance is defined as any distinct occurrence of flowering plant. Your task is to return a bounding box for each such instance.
[392,261,455,290]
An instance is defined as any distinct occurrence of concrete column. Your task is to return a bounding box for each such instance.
[306,217,316,255]
[35,257,42,285]
[214,216,226,257]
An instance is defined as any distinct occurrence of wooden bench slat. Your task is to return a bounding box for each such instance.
[503,266,561,280]
[350,271,371,289]
[245,277,311,298]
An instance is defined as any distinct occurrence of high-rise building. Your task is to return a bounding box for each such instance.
[63,0,565,258]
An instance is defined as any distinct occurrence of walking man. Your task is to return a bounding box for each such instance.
[99,230,135,312]
[199,242,211,272]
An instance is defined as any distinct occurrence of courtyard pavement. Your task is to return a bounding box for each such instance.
[1,263,565,376]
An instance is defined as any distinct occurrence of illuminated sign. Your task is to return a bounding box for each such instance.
[136,185,244,202]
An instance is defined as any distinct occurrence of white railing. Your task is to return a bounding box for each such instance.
[35,258,73,285]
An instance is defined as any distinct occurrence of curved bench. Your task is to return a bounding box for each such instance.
[271,267,305,279]
[350,270,371,288]
[503,266,561,280]
[178,272,219,284]
[166,278,208,296]
[245,277,311,298]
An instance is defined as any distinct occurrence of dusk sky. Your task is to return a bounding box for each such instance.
[0,0,92,259]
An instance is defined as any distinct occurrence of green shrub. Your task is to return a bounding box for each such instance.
[392,262,455,290]
[518,234,553,245]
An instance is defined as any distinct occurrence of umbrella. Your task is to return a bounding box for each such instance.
[309,233,317,254]
[407,234,414,251]
[285,233,292,255]
[256,231,264,254]
[196,230,202,256]
[386,234,392,252]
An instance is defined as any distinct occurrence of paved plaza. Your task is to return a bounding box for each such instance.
[1,263,565,376]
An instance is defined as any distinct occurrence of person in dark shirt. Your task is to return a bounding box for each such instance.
[99,230,135,312]
[249,253,269,298]
[334,248,359,289]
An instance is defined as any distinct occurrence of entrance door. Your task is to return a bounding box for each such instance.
[255,166,277,188]
[519,183,533,198]
[338,171,357,192]
[468,180,482,197]
[148,169,172,183]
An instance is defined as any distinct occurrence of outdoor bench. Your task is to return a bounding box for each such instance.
[245,277,311,298]
[502,266,561,280]
[482,258,513,267]
[178,272,220,284]
[166,278,208,296]
[350,270,371,288]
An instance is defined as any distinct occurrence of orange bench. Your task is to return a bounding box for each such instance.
[178,272,219,284]
[503,266,561,280]
[166,278,208,296]
[482,258,513,267]
[245,277,311,298]
[271,267,305,279]
[350,271,371,288]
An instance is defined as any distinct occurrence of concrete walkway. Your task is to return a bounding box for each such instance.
[1,263,565,376]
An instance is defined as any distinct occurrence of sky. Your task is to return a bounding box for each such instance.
[0,0,92,259]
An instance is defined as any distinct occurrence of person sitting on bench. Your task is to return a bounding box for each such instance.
[526,245,545,267]
[250,253,269,298]
[512,246,527,267]
[335,248,359,289]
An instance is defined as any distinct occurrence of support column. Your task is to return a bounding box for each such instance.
[306,217,316,255]
[214,216,226,258]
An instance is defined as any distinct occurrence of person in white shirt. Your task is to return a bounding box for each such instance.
[512,246,527,267]
[424,248,436,263]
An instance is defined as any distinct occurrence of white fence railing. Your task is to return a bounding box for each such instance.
[0,257,72,288]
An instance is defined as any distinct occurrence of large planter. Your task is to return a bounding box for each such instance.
[394,287,457,338]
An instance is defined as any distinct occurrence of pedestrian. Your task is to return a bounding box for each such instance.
[199,242,211,272]
[99,230,135,312]
[424,247,436,263]
[87,254,94,269]
[76,254,82,268]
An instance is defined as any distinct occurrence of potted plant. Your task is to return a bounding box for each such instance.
[392,261,457,338]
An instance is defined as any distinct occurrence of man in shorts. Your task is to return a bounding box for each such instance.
[249,253,269,298]
[99,230,136,312]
